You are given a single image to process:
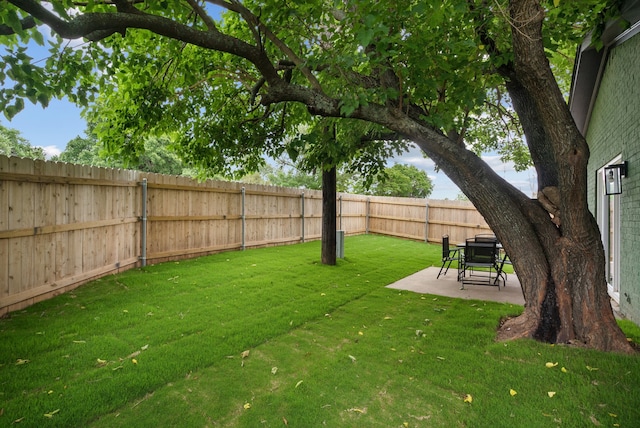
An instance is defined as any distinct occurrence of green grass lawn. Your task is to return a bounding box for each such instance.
[1,235,638,427]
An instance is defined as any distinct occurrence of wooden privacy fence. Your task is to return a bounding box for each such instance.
[0,155,490,314]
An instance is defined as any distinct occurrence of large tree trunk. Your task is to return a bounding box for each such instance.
[440,0,631,353]
[321,165,337,265]
[401,0,633,353]
[490,0,632,352]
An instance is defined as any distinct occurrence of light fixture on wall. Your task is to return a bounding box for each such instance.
[604,161,628,195]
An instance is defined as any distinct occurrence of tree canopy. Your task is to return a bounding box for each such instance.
[54,131,189,175]
[0,0,633,352]
[366,164,433,198]
[0,123,44,159]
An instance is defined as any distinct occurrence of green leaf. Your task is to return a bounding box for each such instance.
[31,30,44,46]
[5,105,18,120]
[3,10,23,35]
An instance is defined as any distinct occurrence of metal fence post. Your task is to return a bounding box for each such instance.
[140,178,147,267]
[425,200,429,243]
[339,195,343,231]
[366,198,370,234]
[301,192,305,242]
[241,187,246,250]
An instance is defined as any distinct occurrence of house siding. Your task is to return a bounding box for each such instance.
[586,32,640,324]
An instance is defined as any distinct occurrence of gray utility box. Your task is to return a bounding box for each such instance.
[336,230,345,259]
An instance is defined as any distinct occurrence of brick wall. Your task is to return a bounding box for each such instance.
[586,32,640,324]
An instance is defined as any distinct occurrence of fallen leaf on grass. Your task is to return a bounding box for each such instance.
[463,394,473,403]
[132,359,138,365]
[44,409,60,418]
[510,389,517,396]
[561,367,568,373]
[608,413,617,418]
[295,380,304,388]
[589,415,601,425]
[348,355,357,363]
[586,365,599,371]
[547,391,556,398]
[124,350,141,360]
[545,362,558,368]
[241,350,250,359]
[15,359,30,365]
[243,403,251,410]
[271,367,278,375]
[347,407,366,413]
[96,358,107,366]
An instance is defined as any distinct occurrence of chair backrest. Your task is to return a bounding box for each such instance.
[465,239,497,265]
[475,234,497,243]
[442,235,451,258]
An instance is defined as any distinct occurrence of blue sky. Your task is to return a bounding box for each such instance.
[1,98,86,158]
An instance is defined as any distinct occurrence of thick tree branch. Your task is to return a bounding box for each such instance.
[8,0,281,83]
[508,0,591,239]
[0,16,36,35]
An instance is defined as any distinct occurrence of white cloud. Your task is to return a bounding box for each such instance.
[39,145,62,159]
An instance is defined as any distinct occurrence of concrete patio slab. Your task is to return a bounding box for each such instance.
[386,266,525,305]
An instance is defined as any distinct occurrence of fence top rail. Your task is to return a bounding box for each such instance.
[0,171,139,187]
[427,202,478,210]
[146,185,323,199]
[369,199,427,207]
[146,182,242,193]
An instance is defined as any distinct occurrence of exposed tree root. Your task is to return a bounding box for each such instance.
[496,313,636,354]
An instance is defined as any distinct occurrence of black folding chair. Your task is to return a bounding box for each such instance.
[494,251,511,285]
[437,235,460,279]
[460,238,502,288]
[475,234,508,285]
